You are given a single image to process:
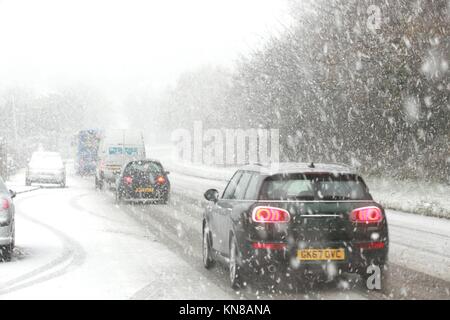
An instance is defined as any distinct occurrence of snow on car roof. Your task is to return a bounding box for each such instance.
[241,162,358,176]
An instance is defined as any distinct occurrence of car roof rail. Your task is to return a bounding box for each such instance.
[245,161,264,166]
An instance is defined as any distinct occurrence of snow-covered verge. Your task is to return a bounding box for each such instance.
[366,176,450,219]
[161,158,450,219]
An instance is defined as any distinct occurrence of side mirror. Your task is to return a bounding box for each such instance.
[9,190,16,199]
[204,189,219,202]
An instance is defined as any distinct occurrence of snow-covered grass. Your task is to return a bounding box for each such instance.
[160,158,450,219]
[366,176,450,219]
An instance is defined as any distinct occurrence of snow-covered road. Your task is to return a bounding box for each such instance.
[0,168,449,300]
[0,172,233,299]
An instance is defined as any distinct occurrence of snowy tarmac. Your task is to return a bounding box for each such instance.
[0,168,448,300]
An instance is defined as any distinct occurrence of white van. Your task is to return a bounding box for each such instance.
[95,129,146,188]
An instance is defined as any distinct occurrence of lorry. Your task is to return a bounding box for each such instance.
[74,130,101,176]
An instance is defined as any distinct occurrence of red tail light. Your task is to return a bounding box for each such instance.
[1,198,10,210]
[351,206,383,223]
[252,206,290,223]
[252,242,287,250]
[156,176,166,184]
[356,242,385,250]
[123,176,133,185]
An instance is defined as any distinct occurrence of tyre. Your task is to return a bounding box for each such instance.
[115,190,123,204]
[229,235,244,289]
[0,243,13,262]
[95,175,104,190]
[11,226,15,249]
[202,224,214,269]
[161,194,169,205]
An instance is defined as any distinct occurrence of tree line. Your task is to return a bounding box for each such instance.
[153,0,449,182]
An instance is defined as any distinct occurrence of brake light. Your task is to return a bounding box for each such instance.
[252,242,287,250]
[156,176,166,184]
[123,176,133,185]
[1,198,10,210]
[252,206,290,223]
[356,242,385,250]
[351,206,383,223]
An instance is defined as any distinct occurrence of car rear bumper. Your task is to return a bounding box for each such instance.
[28,174,65,183]
[239,239,388,274]
[121,189,169,201]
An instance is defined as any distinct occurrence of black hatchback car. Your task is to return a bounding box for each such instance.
[115,160,170,204]
[202,163,389,289]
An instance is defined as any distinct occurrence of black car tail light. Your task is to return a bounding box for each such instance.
[252,206,290,223]
[123,176,133,185]
[355,241,385,250]
[350,206,383,223]
[252,242,287,250]
[156,176,166,185]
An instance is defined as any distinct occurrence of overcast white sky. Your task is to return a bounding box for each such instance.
[0,0,291,95]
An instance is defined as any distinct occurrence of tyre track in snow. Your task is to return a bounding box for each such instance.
[122,201,244,300]
[69,192,158,242]
[0,191,86,296]
[65,183,237,300]
[388,227,450,259]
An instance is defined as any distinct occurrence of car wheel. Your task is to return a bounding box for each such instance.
[115,190,123,204]
[229,235,244,289]
[96,176,104,190]
[12,227,15,249]
[0,244,13,262]
[202,224,214,269]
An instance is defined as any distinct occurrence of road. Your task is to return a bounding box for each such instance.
[0,167,449,300]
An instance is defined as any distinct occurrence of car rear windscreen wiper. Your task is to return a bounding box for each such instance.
[320,195,351,200]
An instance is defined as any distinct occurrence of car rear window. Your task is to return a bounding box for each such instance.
[30,153,63,168]
[260,173,371,201]
[125,161,163,176]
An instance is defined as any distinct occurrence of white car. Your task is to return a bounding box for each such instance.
[0,177,15,261]
[26,152,66,188]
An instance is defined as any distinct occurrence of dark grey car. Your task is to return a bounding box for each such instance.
[202,163,389,289]
[0,177,15,261]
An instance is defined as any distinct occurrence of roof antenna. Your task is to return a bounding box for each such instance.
[308,162,315,168]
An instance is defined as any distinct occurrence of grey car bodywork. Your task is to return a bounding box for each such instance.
[0,177,15,260]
